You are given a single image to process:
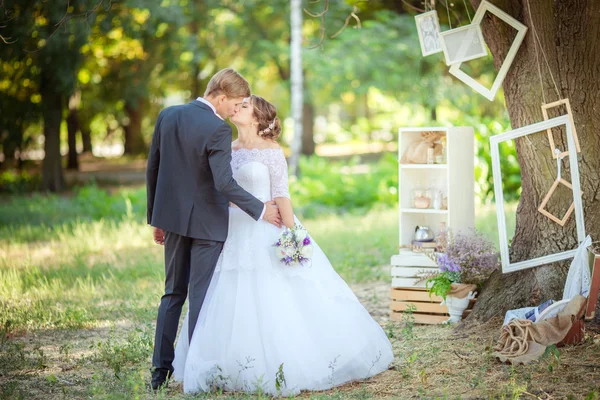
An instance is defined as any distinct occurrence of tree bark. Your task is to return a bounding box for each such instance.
[301,101,315,156]
[81,125,93,154]
[289,0,304,177]
[40,76,65,192]
[66,109,79,170]
[468,0,600,322]
[80,113,93,154]
[123,99,147,155]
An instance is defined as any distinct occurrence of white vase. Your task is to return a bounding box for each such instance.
[441,291,477,324]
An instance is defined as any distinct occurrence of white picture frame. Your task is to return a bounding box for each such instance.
[448,0,528,101]
[415,11,443,57]
[490,115,586,273]
[439,24,487,65]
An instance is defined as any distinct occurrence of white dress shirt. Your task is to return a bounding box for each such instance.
[196,97,267,221]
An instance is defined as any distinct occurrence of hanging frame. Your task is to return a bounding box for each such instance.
[541,98,581,159]
[448,0,528,101]
[415,10,443,57]
[490,115,586,273]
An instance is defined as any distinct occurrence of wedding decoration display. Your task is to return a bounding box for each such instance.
[439,24,487,65]
[541,98,581,158]
[414,10,443,57]
[491,115,586,273]
[390,126,475,324]
[448,0,528,101]
[273,224,313,267]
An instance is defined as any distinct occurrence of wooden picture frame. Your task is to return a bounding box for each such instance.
[537,178,576,226]
[541,98,581,159]
[448,0,528,101]
[415,11,443,57]
[439,24,487,65]
[490,115,586,273]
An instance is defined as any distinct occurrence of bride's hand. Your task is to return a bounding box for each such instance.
[263,201,282,228]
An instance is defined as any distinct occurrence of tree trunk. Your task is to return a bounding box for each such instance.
[289,0,304,177]
[468,0,600,322]
[123,99,147,155]
[81,117,93,154]
[301,101,315,156]
[40,78,65,192]
[66,109,79,170]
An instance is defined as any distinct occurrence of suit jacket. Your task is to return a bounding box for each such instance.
[146,100,264,241]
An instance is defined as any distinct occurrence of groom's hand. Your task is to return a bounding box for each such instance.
[262,201,282,228]
[153,227,165,245]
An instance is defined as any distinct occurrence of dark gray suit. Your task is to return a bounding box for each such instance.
[146,100,264,380]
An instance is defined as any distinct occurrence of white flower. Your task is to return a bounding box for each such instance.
[301,244,313,259]
[275,247,286,259]
[294,229,308,242]
[284,246,296,257]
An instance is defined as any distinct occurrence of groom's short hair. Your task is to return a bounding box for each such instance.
[204,68,251,99]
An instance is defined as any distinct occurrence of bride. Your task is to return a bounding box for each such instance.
[172,95,393,396]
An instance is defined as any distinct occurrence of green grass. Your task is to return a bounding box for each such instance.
[0,185,514,337]
[0,187,548,400]
[0,190,398,337]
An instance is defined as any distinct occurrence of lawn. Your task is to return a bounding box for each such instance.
[1,187,598,399]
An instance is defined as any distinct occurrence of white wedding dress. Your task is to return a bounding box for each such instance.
[172,148,393,396]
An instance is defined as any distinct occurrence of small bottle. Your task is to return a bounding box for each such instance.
[426,147,434,164]
[433,190,442,210]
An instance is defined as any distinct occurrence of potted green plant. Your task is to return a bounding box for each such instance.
[426,230,499,323]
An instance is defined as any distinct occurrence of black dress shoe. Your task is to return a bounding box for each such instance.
[151,369,172,391]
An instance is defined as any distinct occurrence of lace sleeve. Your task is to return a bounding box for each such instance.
[267,149,291,199]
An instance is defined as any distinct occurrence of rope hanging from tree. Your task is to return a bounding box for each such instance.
[525,0,562,102]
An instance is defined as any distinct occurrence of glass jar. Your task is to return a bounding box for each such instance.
[412,188,431,209]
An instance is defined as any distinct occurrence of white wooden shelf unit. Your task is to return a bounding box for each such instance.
[390,126,476,324]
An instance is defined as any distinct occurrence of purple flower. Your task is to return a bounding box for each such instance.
[437,253,460,273]
[303,237,311,246]
[439,229,499,284]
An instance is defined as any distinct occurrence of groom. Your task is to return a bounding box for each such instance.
[146,68,282,390]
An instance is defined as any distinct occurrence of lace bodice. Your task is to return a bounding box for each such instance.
[231,148,290,202]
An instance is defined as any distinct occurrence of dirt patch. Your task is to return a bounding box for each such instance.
[2,282,600,399]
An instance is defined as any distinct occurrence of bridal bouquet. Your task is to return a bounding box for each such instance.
[273,224,313,267]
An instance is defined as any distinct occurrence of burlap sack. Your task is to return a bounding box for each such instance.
[449,283,477,299]
[400,132,444,164]
[492,295,586,365]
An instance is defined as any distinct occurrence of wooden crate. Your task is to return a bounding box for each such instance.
[390,287,476,324]
[390,264,437,289]
[585,252,600,321]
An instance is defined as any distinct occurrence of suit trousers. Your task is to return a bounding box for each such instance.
[151,231,224,374]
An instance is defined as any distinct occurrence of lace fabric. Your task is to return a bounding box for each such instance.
[231,148,290,200]
[563,236,592,300]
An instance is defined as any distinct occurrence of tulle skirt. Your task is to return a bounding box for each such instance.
[172,208,393,395]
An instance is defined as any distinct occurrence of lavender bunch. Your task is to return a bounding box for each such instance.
[444,230,498,284]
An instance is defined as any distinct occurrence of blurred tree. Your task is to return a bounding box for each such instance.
[0,53,39,169]
[0,0,106,190]
[86,0,186,155]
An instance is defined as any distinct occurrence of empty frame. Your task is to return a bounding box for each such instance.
[490,115,586,273]
[449,0,528,101]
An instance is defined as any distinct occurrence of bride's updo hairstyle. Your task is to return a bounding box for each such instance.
[250,95,282,141]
